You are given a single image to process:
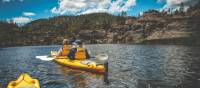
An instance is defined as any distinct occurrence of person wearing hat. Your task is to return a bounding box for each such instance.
[68,41,90,60]
[57,39,71,57]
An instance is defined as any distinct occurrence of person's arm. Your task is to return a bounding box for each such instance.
[57,46,63,56]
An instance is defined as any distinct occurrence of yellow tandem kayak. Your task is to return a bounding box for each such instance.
[51,51,107,74]
[7,73,40,88]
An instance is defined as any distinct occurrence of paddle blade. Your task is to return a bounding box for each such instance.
[36,56,54,61]
[94,54,109,64]
[96,54,108,61]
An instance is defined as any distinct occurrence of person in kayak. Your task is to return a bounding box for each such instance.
[57,39,71,57]
[68,41,90,60]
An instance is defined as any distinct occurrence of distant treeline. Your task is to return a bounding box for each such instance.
[0,13,128,47]
[1,1,200,47]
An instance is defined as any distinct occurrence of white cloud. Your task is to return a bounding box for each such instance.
[79,8,111,15]
[2,0,24,2]
[139,11,143,16]
[157,0,164,3]
[51,0,136,15]
[2,0,11,2]
[13,17,32,24]
[23,12,36,16]
[162,0,200,11]
[109,0,136,13]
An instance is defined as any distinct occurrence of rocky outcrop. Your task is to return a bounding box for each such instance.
[99,7,200,45]
[1,4,200,47]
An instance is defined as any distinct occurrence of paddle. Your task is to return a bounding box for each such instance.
[93,54,108,64]
[36,53,108,62]
[95,54,108,61]
[35,55,54,61]
[94,54,109,85]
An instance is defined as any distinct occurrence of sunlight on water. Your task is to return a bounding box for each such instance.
[0,45,200,88]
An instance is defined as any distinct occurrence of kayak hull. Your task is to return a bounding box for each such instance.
[54,58,105,74]
[51,51,105,74]
[7,73,40,88]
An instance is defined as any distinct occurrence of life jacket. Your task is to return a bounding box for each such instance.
[60,45,70,56]
[75,47,87,60]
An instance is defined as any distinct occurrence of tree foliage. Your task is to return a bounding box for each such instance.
[0,13,126,46]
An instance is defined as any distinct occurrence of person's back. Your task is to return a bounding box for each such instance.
[57,39,71,56]
[60,45,71,56]
[74,47,88,60]
[68,41,90,60]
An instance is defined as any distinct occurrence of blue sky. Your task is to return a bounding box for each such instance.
[0,0,196,24]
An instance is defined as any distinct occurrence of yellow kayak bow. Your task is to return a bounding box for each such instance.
[7,73,40,88]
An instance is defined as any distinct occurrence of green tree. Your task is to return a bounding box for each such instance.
[121,11,127,17]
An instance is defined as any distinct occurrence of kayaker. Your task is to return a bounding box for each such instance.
[68,41,90,60]
[57,39,71,57]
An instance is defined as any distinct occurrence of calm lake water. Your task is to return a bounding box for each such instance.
[0,44,200,88]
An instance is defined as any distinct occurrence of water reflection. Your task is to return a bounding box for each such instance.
[0,45,200,88]
[135,45,200,88]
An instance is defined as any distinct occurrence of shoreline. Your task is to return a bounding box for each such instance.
[1,42,199,48]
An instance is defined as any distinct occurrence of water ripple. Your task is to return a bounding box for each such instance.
[0,45,200,88]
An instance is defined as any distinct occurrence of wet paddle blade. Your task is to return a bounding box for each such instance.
[36,56,54,61]
[96,54,108,61]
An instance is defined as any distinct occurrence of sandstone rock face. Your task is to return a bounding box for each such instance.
[78,30,106,44]
[1,6,200,47]
[93,9,200,45]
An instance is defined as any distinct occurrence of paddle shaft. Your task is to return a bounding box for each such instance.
[103,61,109,85]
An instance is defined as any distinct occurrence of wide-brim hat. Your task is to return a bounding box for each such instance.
[62,39,68,44]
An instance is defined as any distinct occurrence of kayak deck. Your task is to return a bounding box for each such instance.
[54,57,105,74]
[51,51,105,74]
[7,73,40,88]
